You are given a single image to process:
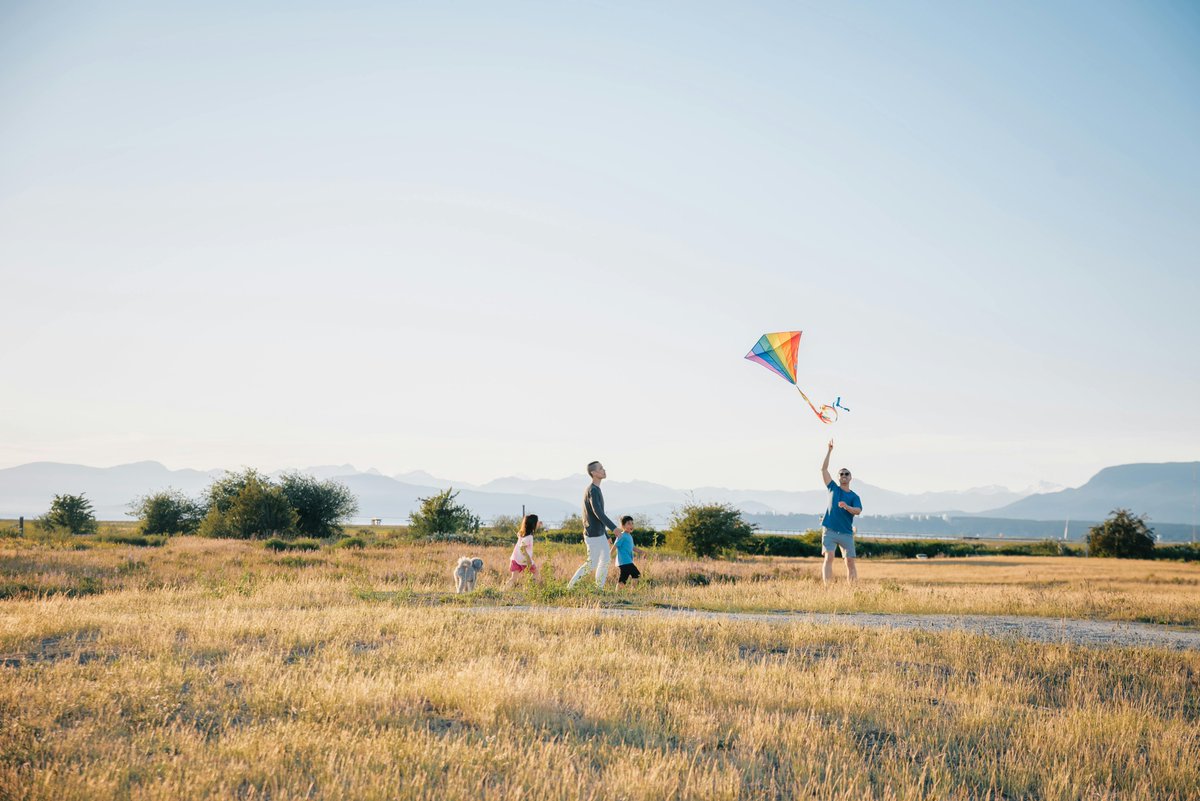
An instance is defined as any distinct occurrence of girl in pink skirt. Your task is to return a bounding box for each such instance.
[507,514,542,586]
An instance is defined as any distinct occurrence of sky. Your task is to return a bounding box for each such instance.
[1,1,1198,494]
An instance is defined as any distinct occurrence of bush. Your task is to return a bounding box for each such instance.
[332,536,367,549]
[629,528,665,548]
[542,529,583,543]
[668,503,756,558]
[264,538,321,552]
[1155,543,1200,562]
[751,531,823,557]
[747,533,1082,559]
[95,532,167,547]
[1026,539,1071,556]
[39,493,98,536]
[409,489,480,540]
[490,515,520,536]
[278,472,358,539]
[558,514,584,535]
[1088,509,1156,559]
[128,488,204,535]
[199,471,298,539]
[541,526,662,546]
[201,469,262,518]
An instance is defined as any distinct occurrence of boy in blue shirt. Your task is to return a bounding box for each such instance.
[820,439,862,584]
[611,515,647,590]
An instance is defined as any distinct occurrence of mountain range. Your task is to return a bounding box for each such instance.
[0,460,1195,526]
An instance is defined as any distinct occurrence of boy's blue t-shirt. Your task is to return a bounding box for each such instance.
[821,481,861,534]
[615,532,635,565]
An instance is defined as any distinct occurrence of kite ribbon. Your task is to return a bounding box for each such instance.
[797,386,838,424]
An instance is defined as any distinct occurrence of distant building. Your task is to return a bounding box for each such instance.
[370,517,382,526]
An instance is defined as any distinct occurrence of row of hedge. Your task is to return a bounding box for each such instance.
[541,528,667,547]
[749,533,1076,558]
[750,533,1200,561]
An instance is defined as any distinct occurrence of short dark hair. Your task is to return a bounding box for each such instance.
[586,461,602,476]
[620,515,634,525]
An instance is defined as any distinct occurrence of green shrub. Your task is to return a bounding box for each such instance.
[541,527,664,547]
[95,533,167,547]
[264,537,321,552]
[278,472,358,539]
[1025,539,1070,556]
[631,528,665,548]
[409,489,480,540]
[668,503,756,558]
[128,489,204,535]
[199,471,298,539]
[747,533,1084,559]
[542,529,583,544]
[1154,543,1200,562]
[39,494,98,536]
[332,536,367,549]
[751,531,823,557]
[1088,509,1156,559]
[558,514,584,536]
[490,515,520,536]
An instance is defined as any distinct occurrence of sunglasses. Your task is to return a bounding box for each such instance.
[838,472,851,477]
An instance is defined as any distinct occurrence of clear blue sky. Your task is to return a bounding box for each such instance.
[2,1,1198,492]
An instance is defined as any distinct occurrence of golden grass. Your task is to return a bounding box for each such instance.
[1,538,1199,799]
[1,568,1198,800]
[4,537,1200,625]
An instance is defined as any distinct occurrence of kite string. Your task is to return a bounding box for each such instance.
[796,385,838,424]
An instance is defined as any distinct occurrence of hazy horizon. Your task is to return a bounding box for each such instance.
[0,454,1105,496]
[3,2,1198,494]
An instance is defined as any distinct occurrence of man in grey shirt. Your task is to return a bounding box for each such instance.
[567,460,618,589]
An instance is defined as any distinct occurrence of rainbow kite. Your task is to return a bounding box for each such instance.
[744,330,841,423]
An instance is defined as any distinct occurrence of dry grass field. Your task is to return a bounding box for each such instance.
[4,535,1200,624]
[2,537,1198,800]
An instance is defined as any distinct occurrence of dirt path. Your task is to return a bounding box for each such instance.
[463,605,1200,650]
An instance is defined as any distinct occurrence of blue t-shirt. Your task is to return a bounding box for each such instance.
[821,481,861,534]
[614,532,636,565]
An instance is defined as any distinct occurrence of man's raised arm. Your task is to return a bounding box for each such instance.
[821,440,834,487]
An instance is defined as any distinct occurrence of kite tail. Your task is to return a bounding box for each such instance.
[796,385,837,424]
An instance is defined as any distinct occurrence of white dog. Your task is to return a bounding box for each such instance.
[453,557,484,593]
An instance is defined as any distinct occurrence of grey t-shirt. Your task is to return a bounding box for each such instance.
[583,483,617,538]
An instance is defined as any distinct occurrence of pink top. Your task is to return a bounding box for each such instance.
[510,534,534,566]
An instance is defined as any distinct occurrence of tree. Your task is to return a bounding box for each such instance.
[490,514,520,536]
[558,514,584,535]
[409,488,480,540]
[198,470,297,539]
[1087,509,1155,559]
[201,469,267,519]
[278,472,358,539]
[39,493,98,535]
[668,502,756,558]
[128,488,204,535]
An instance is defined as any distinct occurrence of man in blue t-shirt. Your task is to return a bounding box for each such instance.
[820,439,862,584]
